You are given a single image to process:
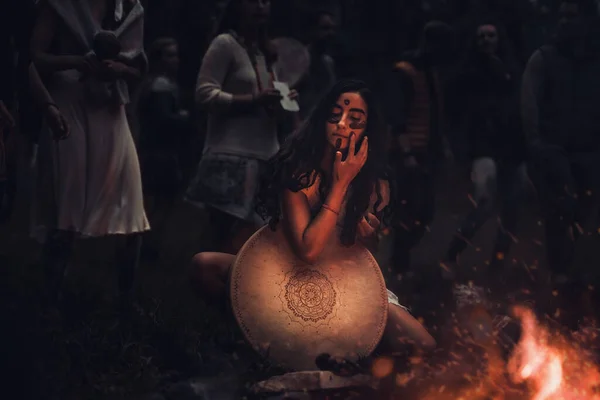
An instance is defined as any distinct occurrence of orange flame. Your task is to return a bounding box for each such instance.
[508,306,600,400]
[408,306,600,399]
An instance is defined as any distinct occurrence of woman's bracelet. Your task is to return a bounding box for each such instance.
[322,203,339,216]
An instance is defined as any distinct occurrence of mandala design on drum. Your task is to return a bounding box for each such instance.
[284,269,336,322]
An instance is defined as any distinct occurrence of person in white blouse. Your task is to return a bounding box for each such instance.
[186,0,296,252]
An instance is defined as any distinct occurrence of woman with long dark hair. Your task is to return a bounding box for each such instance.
[190,79,436,355]
[185,0,290,253]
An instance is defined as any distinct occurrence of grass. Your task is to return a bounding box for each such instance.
[0,201,235,400]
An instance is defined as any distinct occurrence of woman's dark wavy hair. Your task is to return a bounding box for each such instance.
[256,79,392,246]
[216,0,277,66]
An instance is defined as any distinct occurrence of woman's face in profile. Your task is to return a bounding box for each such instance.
[325,92,368,152]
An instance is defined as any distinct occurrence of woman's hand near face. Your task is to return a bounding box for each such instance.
[333,133,368,188]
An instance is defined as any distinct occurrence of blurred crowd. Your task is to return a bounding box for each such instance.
[1,0,600,341]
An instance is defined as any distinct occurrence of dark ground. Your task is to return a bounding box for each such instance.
[1,142,599,399]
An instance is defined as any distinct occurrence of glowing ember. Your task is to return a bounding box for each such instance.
[372,356,395,378]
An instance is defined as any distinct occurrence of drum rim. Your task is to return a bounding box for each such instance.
[230,225,389,370]
[271,36,311,87]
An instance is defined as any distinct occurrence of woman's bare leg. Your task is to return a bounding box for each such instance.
[190,252,235,306]
[382,304,436,353]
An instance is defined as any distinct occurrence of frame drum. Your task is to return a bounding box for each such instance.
[230,225,388,371]
[272,37,311,88]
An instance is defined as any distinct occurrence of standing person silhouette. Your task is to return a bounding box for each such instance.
[186,0,297,253]
[31,0,149,315]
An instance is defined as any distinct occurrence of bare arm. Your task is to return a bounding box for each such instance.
[31,2,83,74]
[281,181,349,264]
[521,49,545,146]
[281,136,369,263]
[28,62,69,139]
[104,58,142,81]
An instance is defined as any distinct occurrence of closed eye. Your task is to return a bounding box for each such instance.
[349,110,366,121]
[327,113,342,123]
[349,115,367,129]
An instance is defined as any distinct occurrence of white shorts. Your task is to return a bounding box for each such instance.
[387,289,410,312]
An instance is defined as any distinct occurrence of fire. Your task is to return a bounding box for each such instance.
[507,306,600,400]
[508,307,564,399]
[409,306,600,399]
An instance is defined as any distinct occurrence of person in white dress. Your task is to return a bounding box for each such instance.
[31,0,149,313]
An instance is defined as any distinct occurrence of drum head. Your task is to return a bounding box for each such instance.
[272,37,311,87]
[230,225,388,371]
